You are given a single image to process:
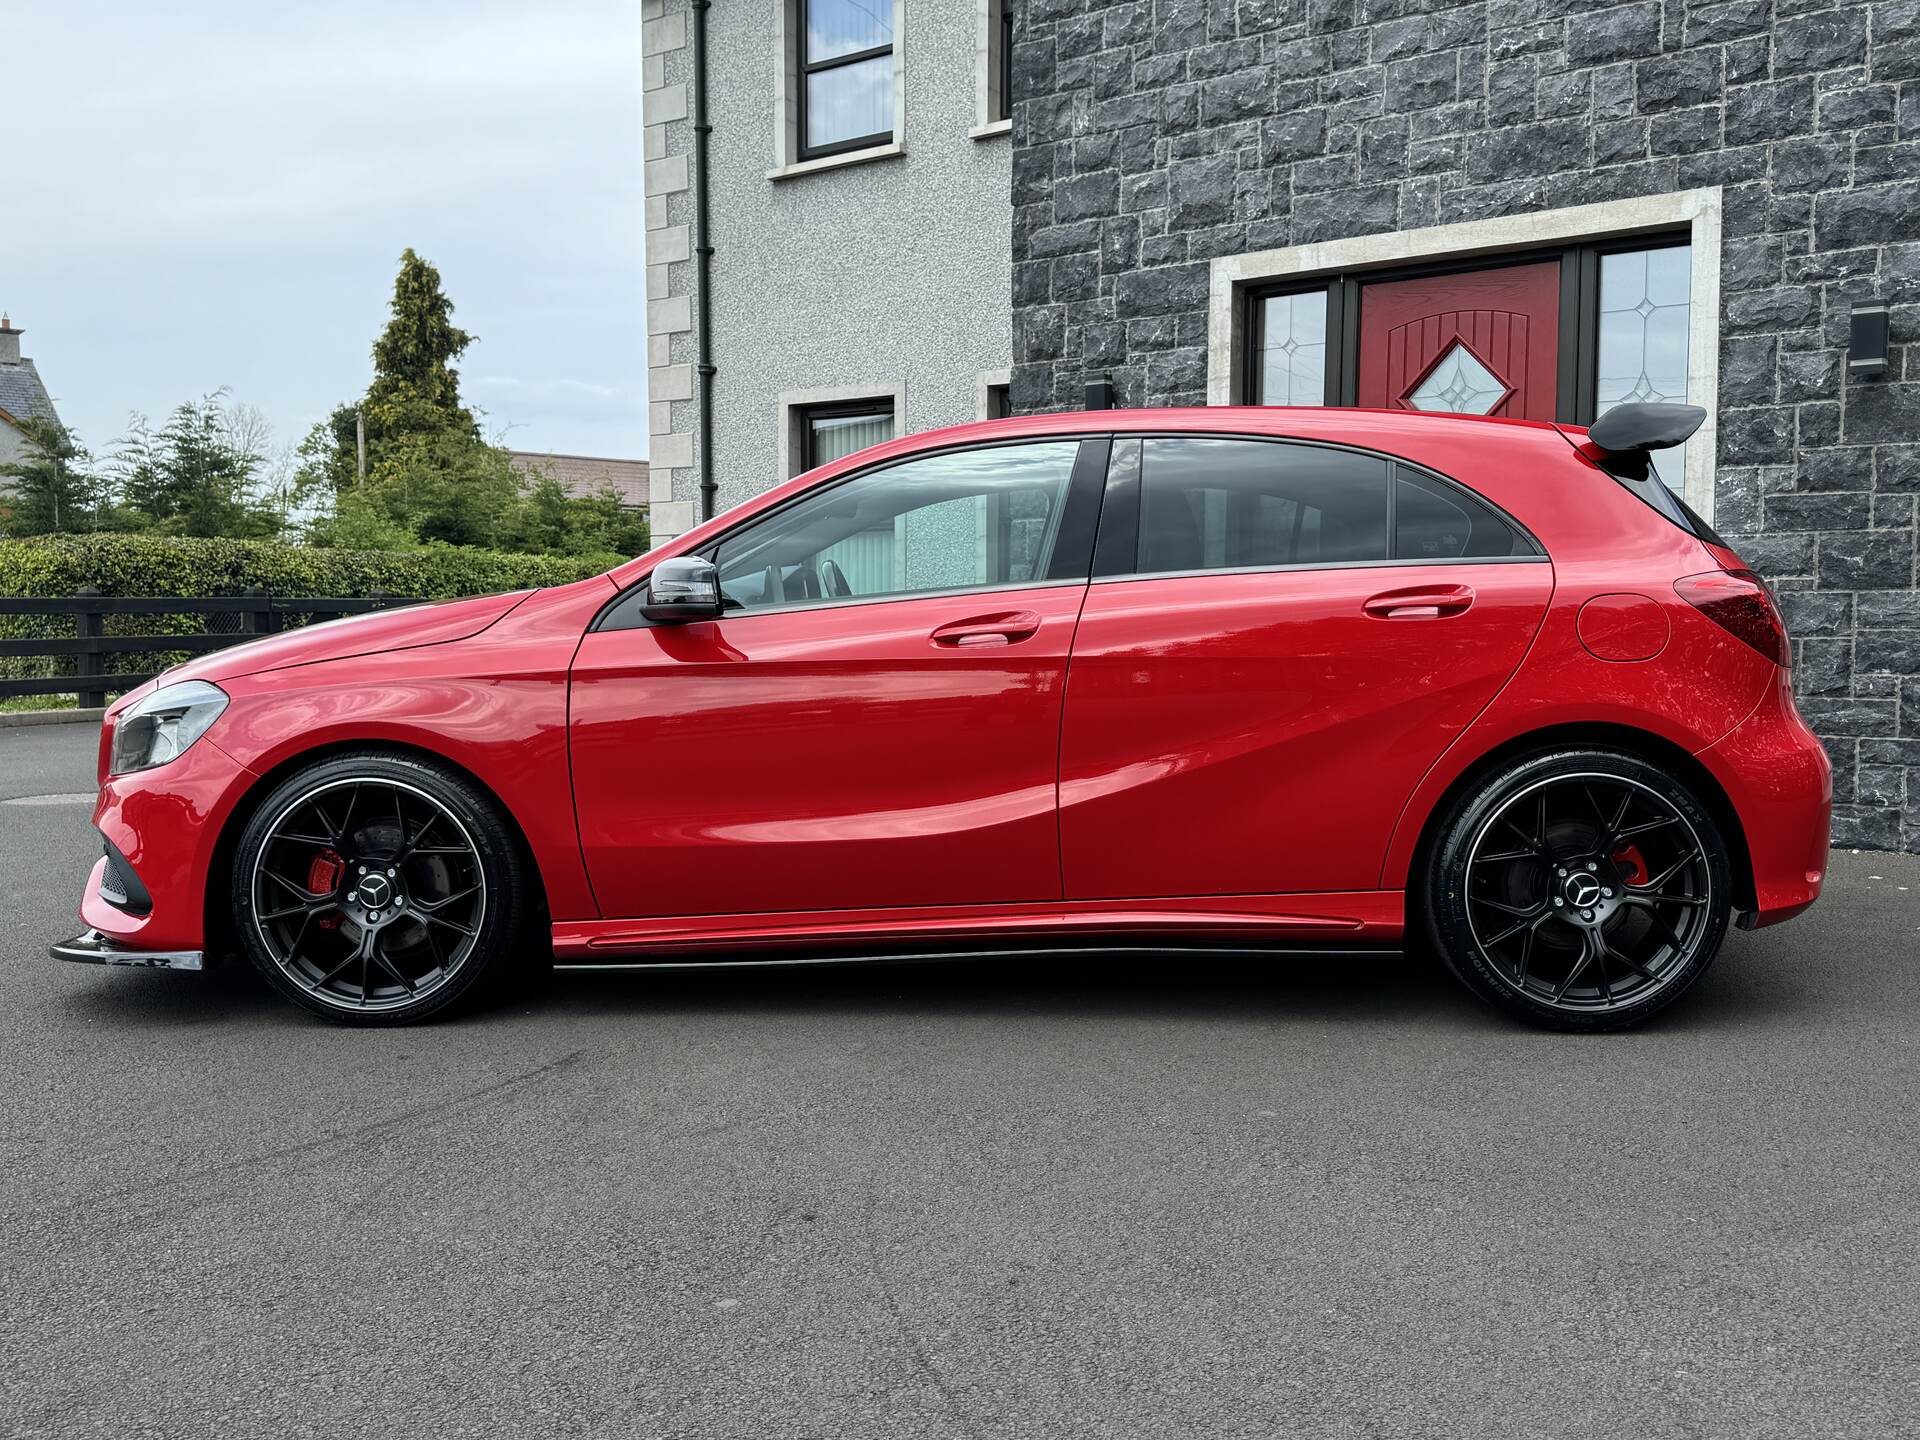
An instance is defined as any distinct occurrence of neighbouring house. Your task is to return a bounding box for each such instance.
[641,0,1016,542]
[0,314,63,470]
[639,0,1920,854]
[506,450,651,510]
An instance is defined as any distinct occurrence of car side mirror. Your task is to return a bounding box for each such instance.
[640,557,724,623]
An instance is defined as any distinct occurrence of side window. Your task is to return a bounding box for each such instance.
[1137,438,1388,574]
[1393,469,1534,559]
[715,442,1081,611]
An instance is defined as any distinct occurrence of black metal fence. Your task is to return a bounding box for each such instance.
[0,590,421,707]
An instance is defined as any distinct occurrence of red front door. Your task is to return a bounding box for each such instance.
[1357,261,1560,420]
[568,588,1082,919]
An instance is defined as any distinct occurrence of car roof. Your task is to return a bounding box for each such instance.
[908,405,1571,449]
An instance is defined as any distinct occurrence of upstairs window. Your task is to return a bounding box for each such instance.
[801,0,895,158]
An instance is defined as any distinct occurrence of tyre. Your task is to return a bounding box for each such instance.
[1425,748,1732,1032]
[232,751,527,1025]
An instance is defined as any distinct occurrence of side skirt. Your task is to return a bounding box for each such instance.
[550,891,1404,965]
[552,942,1402,973]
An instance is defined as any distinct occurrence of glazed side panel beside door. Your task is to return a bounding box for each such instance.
[570,587,1085,918]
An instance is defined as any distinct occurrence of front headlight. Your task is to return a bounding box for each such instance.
[109,680,230,776]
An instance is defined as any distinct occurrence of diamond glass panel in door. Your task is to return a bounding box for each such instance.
[804,0,893,153]
[1598,245,1692,489]
[1258,291,1328,405]
[1405,343,1509,415]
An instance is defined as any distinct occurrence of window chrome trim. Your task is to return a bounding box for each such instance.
[1090,554,1550,587]
[689,576,1090,622]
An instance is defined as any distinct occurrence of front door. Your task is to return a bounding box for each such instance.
[569,437,1101,920]
[1058,436,1553,901]
[1357,261,1561,420]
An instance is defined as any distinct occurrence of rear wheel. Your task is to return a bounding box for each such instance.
[1425,749,1732,1031]
[232,752,525,1025]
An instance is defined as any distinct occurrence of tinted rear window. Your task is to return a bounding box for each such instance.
[1138,438,1389,573]
[1394,470,1535,559]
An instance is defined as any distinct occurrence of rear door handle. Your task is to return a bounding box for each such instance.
[930,610,1043,647]
[1363,584,1475,619]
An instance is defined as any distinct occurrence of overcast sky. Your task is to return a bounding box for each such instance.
[7,0,648,462]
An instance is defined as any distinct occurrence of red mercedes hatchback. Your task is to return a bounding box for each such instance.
[55,405,1830,1030]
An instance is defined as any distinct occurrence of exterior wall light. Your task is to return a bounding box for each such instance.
[1848,300,1889,380]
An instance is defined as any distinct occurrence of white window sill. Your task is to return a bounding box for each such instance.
[767,141,905,182]
[969,118,1012,141]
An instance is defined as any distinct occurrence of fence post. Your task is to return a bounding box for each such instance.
[243,587,278,638]
[74,586,106,709]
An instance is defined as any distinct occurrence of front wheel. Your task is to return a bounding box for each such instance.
[232,752,527,1025]
[1425,749,1733,1031]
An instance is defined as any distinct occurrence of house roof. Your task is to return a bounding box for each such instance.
[0,357,60,434]
[507,450,649,508]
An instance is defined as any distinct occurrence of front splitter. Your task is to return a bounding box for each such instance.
[50,929,204,971]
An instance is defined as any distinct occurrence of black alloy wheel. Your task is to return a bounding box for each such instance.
[232,752,525,1024]
[1426,749,1732,1031]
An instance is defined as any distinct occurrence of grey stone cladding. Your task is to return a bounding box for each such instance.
[1009,0,1920,852]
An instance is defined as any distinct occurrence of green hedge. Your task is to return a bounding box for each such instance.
[0,533,609,600]
[0,534,613,703]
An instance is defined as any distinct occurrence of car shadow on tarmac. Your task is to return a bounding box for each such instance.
[46,929,1805,1034]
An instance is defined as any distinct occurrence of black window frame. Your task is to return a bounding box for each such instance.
[995,0,1013,124]
[798,0,896,161]
[1243,233,1693,427]
[1090,433,1544,583]
[800,396,896,471]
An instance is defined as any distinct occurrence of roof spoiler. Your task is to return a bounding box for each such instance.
[1587,402,1706,455]
[1576,403,1706,484]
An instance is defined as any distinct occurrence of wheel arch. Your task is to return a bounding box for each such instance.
[1399,722,1757,935]
[203,739,554,961]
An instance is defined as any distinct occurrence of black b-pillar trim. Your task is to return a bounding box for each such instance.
[1090,438,1143,578]
[1046,436,1113,581]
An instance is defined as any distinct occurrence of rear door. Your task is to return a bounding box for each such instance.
[1058,435,1553,901]
[570,437,1106,920]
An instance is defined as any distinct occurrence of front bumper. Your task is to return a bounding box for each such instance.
[76,731,259,956]
[51,927,203,971]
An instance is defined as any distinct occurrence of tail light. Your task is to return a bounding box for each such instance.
[1674,569,1790,666]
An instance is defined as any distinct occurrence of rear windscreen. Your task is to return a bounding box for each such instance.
[1587,448,1725,548]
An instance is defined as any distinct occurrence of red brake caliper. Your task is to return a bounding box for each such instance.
[1611,842,1649,886]
[308,850,346,929]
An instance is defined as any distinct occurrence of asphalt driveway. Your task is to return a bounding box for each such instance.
[2,721,1916,1439]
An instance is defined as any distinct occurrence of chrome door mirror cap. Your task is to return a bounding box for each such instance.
[640,557,724,623]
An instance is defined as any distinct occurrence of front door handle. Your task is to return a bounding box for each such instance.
[930,610,1043,647]
[1363,584,1475,620]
